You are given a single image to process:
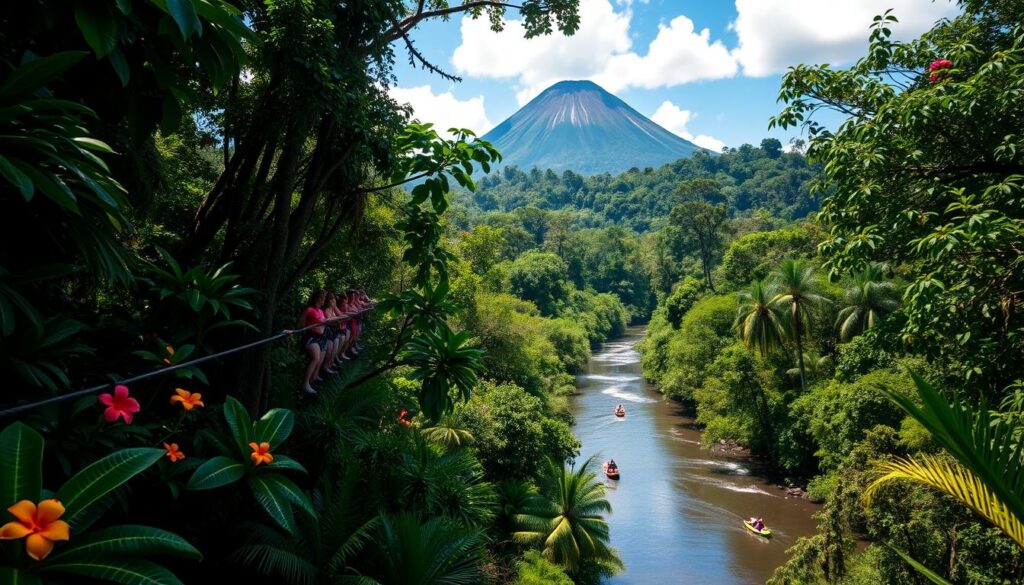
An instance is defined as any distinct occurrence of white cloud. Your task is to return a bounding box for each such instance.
[389,85,493,137]
[451,0,736,104]
[593,15,737,92]
[731,0,959,76]
[651,101,726,152]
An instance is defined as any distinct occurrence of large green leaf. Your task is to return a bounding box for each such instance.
[222,396,254,458]
[160,0,202,39]
[48,524,201,561]
[56,448,163,530]
[74,3,119,58]
[39,558,183,585]
[0,422,44,506]
[0,567,41,585]
[187,456,245,490]
[0,52,88,96]
[263,454,307,474]
[248,474,295,532]
[253,408,294,449]
[0,155,33,198]
[885,544,953,585]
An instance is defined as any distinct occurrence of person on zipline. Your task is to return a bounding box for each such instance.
[324,292,349,370]
[298,290,328,395]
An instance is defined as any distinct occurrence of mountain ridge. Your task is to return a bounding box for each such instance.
[482,80,706,176]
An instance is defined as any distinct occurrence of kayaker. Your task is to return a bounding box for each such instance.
[752,517,765,531]
[607,459,618,472]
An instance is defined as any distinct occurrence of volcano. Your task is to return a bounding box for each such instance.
[481,80,706,175]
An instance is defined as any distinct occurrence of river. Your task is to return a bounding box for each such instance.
[572,326,820,584]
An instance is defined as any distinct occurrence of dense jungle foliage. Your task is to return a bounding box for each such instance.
[640,2,1024,583]
[1,0,1022,584]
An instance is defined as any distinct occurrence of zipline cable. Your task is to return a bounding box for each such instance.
[0,310,372,420]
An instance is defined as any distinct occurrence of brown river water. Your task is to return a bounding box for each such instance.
[572,326,820,584]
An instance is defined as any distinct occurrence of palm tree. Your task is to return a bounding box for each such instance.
[399,436,496,528]
[513,456,624,576]
[836,263,900,341]
[785,351,832,380]
[421,415,475,449]
[865,372,1024,582]
[370,514,485,585]
[769,259,830,392]
[232,464,380,585]
[735,279,787,357]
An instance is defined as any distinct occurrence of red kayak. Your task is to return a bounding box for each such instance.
[603,462,620,479]
[614,409,625,417]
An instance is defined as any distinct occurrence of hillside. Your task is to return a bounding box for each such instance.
[457,141,819,232]
[482,80,704,175]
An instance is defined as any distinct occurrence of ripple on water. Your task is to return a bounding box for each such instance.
[701,478,773,496]
[685,459,752,476]
[583,373,643,382]
[601,386,657,403]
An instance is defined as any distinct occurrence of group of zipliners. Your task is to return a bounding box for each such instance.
[296,289,373,395]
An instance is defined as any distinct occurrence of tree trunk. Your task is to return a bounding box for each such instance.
[793,301,807,392]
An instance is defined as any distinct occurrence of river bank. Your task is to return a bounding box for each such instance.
[572,326,820,584]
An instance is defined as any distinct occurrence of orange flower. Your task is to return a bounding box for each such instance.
[0,499,70,560]
[249,442,273,466]
[164,442,185,463]
[170,388,204,411]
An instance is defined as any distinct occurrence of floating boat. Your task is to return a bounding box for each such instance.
[743,520,771,538]
[603,462,620,480]
[614,408,625,417]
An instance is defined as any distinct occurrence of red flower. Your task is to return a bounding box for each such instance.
[98,385,140,424]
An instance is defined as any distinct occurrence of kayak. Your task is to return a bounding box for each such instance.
[614,410,625,417]
[603,463,620,480]
[743,520,771,537]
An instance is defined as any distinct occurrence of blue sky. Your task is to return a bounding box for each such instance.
[390,0,958,150]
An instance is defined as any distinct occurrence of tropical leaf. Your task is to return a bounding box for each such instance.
[48,524,201,561]
[254,408,294,449]
[884,544,954,585]
[869,371,1024,550]
[0,567,41,585]
[56,448,164,530]
[249,474,296,533]
[0,421,44,506]
[39,558,183,585]
[263,454,307,474]
[187,456,245,490]
[222,396,254,458]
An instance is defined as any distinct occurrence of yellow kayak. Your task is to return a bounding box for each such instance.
[744,520,771,537]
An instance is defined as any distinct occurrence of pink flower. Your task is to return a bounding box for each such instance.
[928,59,952,83]
[98,385,140,424]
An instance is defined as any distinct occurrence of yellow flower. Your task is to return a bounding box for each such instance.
[0,499,70,561]
[170,388,204,411]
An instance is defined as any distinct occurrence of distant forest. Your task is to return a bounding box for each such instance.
[454,139,819,231]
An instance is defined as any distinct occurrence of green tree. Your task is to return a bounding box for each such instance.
[772,3,1024,390]
[513,456,623,578]
[669,179,728,291]
[836,263,900,342]
[507,251,571,316]
[770,259,830,392]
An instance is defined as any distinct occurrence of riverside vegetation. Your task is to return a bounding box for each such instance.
[1,1,1023,584]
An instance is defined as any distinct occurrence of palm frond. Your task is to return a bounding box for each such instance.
[874,371,1024,550]
[865,455,1024,548]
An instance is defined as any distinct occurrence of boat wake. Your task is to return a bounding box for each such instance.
[601,387,657,403]
[584,373,642,382]
[705,479,773,495]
